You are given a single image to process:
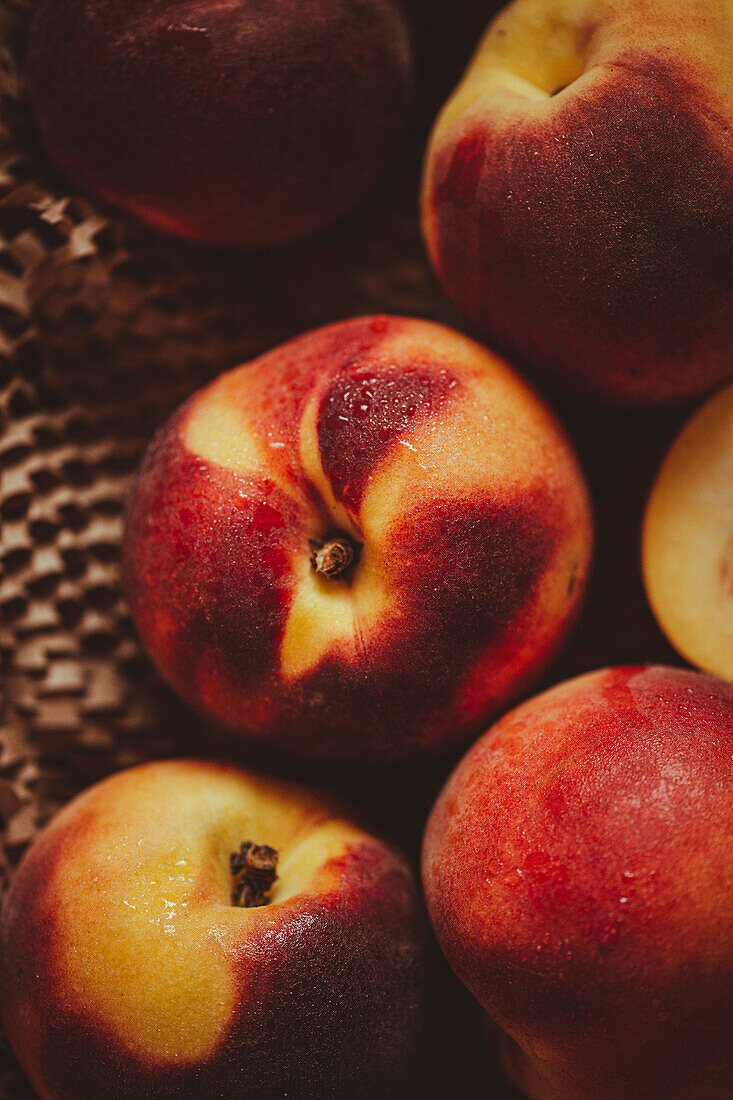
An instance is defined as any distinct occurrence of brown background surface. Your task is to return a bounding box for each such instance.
[0,0,691,1095]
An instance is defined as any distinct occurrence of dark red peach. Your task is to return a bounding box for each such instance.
[28,0,413,245]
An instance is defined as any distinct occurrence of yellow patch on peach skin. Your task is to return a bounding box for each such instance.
[44,762,368,1066]
[424,0,591,159]
[182,368,301,503]
[278,548,390,681]
[429,0,733,146]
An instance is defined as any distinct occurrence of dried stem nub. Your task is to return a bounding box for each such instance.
[310,536,358,580]
[230,841,279,908]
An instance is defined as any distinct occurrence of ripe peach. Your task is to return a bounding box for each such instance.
[122,315,593,759]
[28,0,413,245]
[422,0,733,404]
[0,760,429,1099]
[423,665,733,1100]
[643,382,733,683]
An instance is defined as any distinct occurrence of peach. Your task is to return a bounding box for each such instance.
[423,665,733,1099]
[0,760,429,1099]
[421,0,733,404]
[643,382,733,683]
[28,0,413,245]
[122,315,593,759]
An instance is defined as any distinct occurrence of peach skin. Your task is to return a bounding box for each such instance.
[423,665,733,1100]
[643,382,733,683]
[0,760,429,1099]
[422,0,733,404]
[28,0,413,245]
[122,315,593,759]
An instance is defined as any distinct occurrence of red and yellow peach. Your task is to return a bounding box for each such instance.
[122,315,593,759]
[1,760,429,1099]
[423,665,733,1099]
[422,0,733,404]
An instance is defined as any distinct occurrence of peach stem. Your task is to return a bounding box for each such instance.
[310,536,358,580]
[230,841,279,908]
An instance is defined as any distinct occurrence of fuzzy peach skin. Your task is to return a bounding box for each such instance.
[422,0,733,404]
[0,760,429,1100]
[423,665,733,1100]
[122,315,593,760]
[28,0,413,246]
